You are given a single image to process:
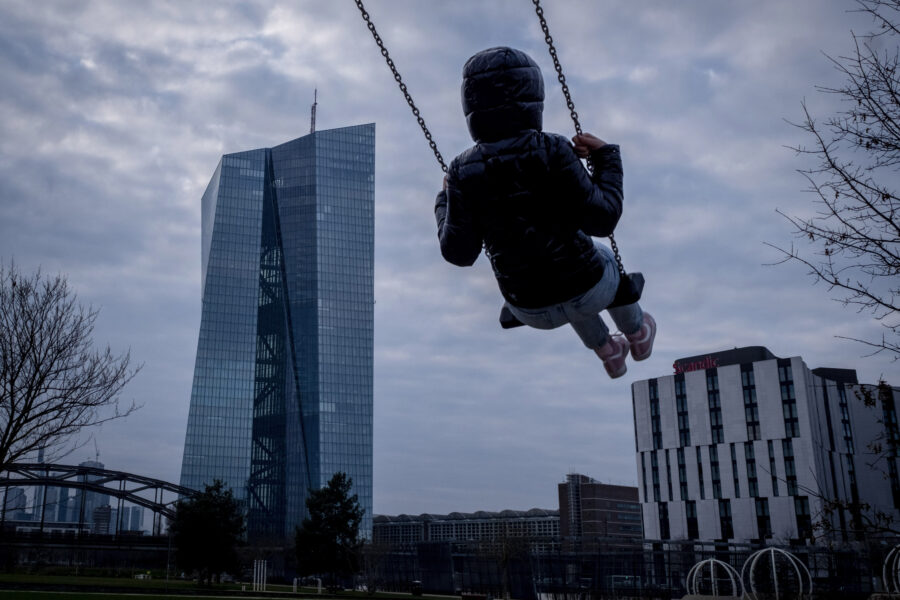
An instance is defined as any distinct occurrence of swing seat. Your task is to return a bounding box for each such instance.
[610,271,644,308]
[499,304,525,329]
[499,272,644,329]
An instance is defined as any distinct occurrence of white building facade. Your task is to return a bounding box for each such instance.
[632,346,900,543]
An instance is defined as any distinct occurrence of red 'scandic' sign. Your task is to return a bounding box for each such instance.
[673,356,719,374]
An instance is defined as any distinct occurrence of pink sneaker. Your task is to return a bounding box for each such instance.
[626,312,656,361]
[595,334,630,379]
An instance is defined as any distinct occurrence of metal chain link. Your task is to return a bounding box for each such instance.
[354,0,448,173]
[354,0,625,273]
[532,0,582,136]
[532,0,626,276]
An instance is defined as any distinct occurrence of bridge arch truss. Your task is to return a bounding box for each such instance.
[0,463,198,536]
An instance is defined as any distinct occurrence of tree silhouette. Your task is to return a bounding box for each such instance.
[170,480,245,585]
[0,261,139,468]
[295,472,364,586]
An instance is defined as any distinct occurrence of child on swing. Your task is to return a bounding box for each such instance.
[435,46,655,378]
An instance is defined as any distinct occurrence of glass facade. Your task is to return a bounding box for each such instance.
[180,124,375,539]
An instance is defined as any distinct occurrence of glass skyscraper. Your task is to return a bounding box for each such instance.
[180,124,375,539]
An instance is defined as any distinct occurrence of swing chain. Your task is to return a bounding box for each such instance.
[607,234,624,276]
[531,0,625,277]
[354,0,448,173]
[531,0,582,137]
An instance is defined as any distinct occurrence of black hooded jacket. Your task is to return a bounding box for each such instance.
[434,46,624,309]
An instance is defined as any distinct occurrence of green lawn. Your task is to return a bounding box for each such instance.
[0,573,459,600]
[0,591,437,600]
[0,593,318,600]
[0,573,217,590]
[0,593,245,600]
[0,589,455,600]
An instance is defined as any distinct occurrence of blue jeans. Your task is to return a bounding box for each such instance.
[505,243,643,350]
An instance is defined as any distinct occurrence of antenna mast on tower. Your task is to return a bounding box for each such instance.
[310,88,318,134]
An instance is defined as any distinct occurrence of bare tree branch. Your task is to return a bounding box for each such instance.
[773,0,900,359]
[0,261,141,469]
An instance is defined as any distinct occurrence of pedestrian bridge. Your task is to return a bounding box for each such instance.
[0,462,199,535]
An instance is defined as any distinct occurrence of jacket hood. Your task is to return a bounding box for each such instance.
[462,47,544,143]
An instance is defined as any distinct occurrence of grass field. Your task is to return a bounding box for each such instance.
[0,573,458,600]
[0,573,210,589]
[0,593,262,600]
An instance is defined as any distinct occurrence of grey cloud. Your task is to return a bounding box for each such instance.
[0,0,895,516]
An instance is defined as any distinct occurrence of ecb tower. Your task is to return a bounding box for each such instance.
[179,124,375,539]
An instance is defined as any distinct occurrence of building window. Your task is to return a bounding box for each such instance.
[783,439,798,496]
[795,496,812,540]
[659,502,670,540]
[884,390,900,455]
[742,364,760,440]
[779,360,800,438]
[768,440,779,497]
[882,391,900,508]
[745,442,759,497]
[666,450,674,501]
[718,499,734,540]
[755,498,772,538]
[710,445,722,500]
[890,461,900,509]
[677,448,689,501]
[730,443,740,498]
[675,374,691,447]
[696,446,705,500]
[707,370,723,444]
[838,384,855,454]
[641,453,648,501]
[838,383,863,537]
[821,382,837,450]
[844,453,863,537]
[825,453,847,541]
[685,500,699,539]
[651,451,661,503]
[649,379,662,450]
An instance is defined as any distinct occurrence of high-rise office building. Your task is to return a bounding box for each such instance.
[632,346,900,543]
[4,487,27,520]
[56,488,72,522]
[93,505,112,535]
[128,505,144,532]
[41,486,60,521]
[73,460,108,525]
[179,124,375,540]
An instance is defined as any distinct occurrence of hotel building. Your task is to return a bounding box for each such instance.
[632,346,900,543]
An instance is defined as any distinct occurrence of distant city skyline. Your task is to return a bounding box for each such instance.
[2,458,149,535]
[0,1,895,516]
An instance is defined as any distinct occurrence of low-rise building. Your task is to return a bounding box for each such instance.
[373,508,560,547]
[558,474,642,544]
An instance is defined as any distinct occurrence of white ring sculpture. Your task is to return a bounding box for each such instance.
[882,544,900,593]
[741,548,812,600]
[685,558,744,597]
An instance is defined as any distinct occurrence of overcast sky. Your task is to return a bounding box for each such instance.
[1,0,896,517]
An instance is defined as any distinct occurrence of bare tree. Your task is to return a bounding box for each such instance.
[0,261,140,469]
[771,0,900,358]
